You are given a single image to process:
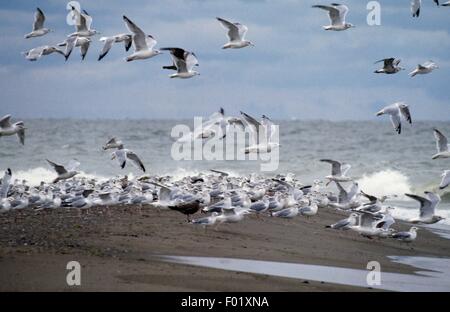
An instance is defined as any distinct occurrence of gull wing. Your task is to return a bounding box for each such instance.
[398,103,412,124]
[312,4,346,26]
[0,168,12,199]
[216,17,240,41]
[405,193,433,218]
[123,16,148,52]
[320,159,342,176]
[235,23,248,40]
[99,37,115,61]
[433,128,448,153]
[33,7,46,31]
[440,171,450,190]
[240,111,264,144]
[126,151,146,172]
[185,52,198,72]
[390,113,401,134]
[0,115,12,128]
[47,159,67,175]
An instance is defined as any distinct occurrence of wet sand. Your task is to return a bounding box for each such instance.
[0,205,449,291]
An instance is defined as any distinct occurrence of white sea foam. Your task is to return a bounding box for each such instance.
[357,170,412,198]
[13,167,110,186]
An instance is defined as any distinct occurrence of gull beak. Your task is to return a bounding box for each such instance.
[376,111,383,116]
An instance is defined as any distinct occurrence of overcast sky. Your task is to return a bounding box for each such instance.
[0,0,449,120]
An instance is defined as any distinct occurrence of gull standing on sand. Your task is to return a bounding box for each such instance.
[392,227,418,243]
[374,58,403,74]
[405,192,445,224]
[161,47,200,78]
[326,213,359,230]
[320,159,352,184]
[439,170,450,189]
[376,102,412,134]
[409,61,438,77]
[216,17,254,49]
[0,115,25,145]
[98,34,132,61]
[312,3,355,31]
[68,7,99,37]
[123,16,161,62]
[47,159,80,184]
[25,8,51,39]
[432,128,450,159]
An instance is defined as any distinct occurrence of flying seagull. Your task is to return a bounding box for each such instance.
[160,47,200,78]
[411,0,440,17]
[432,128,450,159]
[374,58,403,74]
[98,34,132,61]
[102,137,124,150]
[409,61,438,77]
[376,102,412,134]
[312,3,355,31]
[0,114,25,145]
[25,8,51,39]
[22,45,66,61]
[216,17,254,49]
[240,112,280,154]
[123,16,161,62]
[58,37,91,60]
[111,148,146,172]
[320,159,353,184]
[47,159,80,183]
[405,192,445,224]
[68,6,99,37]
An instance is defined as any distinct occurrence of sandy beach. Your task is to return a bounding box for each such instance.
[1,205,449,292]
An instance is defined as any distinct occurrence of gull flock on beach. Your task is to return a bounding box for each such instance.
[1,2,449,246]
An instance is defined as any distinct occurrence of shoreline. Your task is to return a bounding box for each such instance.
[1,205,449,291]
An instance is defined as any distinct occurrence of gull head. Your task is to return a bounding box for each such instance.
[345,23,355,29]
[410,226,419,232]
[245,41,255,47]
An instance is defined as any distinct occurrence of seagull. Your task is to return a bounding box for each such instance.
[98,34,132,61]
[432,128,450,159]
[391,227,418,242]
[25,8,51,39]
[0,115,25,145]
[374,58,403,74]
[312,3,355,31]
[240,112,280,154]
[320,159,352,184]
[123,16,161,62]
[111,148,146,172]
[326,213,359,230]
[272,206,299,218]
[102,137,124,150]
[168,199,202,222]
[0,168,12,199]
[328,181,360,210]
[58,37,91,60]
[350,212,384,238]
[409,61,438,77]
[23,45,66,61]
[68,7,99,37]
[216,17,254,49]
[405,192,445,224]
[299,201,319,217]
[191,212,219,232]
[442,1,450,5]
[439,170,450,189]
[160,47,199,78]
[47,159,80,184]
[411,0,422,17]
[376,102,412,134]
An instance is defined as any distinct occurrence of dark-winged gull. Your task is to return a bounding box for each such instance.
[123,16,161,62]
